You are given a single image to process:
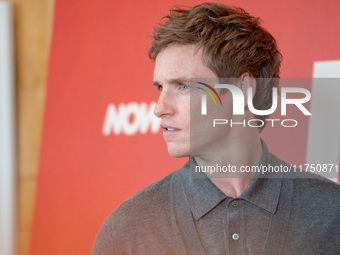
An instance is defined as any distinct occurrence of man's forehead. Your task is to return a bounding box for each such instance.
[153,44,215,84]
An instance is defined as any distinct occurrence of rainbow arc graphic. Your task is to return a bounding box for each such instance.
[196,82,222,115]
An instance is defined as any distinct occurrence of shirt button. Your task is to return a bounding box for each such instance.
[232,233,239,240]
[231,200,239,207]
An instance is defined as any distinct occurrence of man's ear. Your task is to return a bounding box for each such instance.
[240,73,256,109]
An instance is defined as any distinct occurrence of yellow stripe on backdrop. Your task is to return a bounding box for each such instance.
[5,0,55,255]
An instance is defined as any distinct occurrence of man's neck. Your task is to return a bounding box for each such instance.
[194,128,263,198]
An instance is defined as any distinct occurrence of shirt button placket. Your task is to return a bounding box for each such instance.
[227,199,243,255]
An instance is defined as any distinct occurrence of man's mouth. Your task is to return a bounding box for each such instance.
[161,124,181,136]
[161,124,179,130]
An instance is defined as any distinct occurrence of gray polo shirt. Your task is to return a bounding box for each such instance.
[92,143,340,254]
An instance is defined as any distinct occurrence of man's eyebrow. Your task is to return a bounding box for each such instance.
[153,78,190,86]
[153,81,160,87]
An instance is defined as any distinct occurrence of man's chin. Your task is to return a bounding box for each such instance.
[170,154,190,158]
[167,148,190,158]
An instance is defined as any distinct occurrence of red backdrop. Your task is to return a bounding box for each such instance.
[30,0,340,254]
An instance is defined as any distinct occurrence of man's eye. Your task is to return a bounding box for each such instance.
[156,85,163,92]
[180,84,190,90]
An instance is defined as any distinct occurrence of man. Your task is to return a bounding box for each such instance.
[92,3,340,254]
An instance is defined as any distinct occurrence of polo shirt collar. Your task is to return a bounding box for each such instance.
[184,157,227,220]
[184,140,283,220]
[239,141,283,214]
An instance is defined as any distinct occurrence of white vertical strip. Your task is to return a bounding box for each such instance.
[307,61,340,182]
[0,2,16,255]
[201,94,207,115]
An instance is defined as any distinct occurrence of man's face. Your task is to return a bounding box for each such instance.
[153,44,233,158]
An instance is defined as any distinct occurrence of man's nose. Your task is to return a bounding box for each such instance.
[154,91,175,118]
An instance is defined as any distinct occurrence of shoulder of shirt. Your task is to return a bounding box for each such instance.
[267,153,340,195]
[268,152,340,200]
[91,162,189,254]
[104,160,188,225]
[290,172,340,199]
[264,152,340,220]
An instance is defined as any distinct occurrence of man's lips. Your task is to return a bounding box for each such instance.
[160,124,181,131]
[161,124,181,136]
